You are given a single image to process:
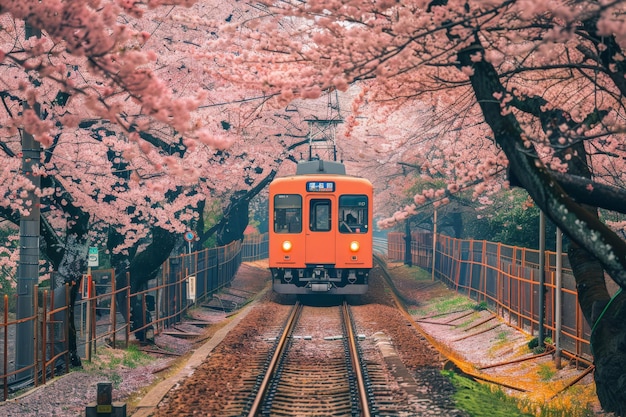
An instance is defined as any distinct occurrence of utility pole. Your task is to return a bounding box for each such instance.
[304,90,343,162]
[15,22,42,381]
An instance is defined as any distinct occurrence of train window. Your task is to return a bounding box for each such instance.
[309,199,331,231]
[339,195,368,234]
[274,194,302,233]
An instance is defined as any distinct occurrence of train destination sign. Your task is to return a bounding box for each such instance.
[306,181,335,192]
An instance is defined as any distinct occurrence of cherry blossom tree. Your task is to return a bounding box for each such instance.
[204,0,626,412]
[1,0,341,358]
[1,0,207,361]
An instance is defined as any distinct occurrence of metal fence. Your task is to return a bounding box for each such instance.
[6,229,603,397]
[241,233,268,261]
[388,231,619,363]
[0,234,269,400]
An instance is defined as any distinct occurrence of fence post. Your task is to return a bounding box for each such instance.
[538,211,547,347]
[3,295,8,400]
[555,227,563,369]
[125,276,131,348]
[431,209,437,281]
[34,286,39,386]
[85,275,92,362]
[41,289,47,385]
[64,284,70,374]
[111,271,117,348]
[404,220,412,267]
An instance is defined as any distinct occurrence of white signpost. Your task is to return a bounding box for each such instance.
[88,246,99,267]
[86,246,98,360]
[183,232,197,302]
[187,275,196,302]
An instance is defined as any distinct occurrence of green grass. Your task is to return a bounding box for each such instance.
[122,344,152,368]
[85,344,153,372]
[431,295,475,314]
[412,267,434,281]
[444,370,596,417]
[443,369,534,417]
[496,331,508,342]
[537,363,556,381]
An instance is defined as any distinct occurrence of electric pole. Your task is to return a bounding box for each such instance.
[15,22,42,382]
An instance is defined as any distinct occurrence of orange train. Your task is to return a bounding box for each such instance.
[268,159,373,295]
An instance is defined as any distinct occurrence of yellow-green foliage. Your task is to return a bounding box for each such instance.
[537,363,556,382]
[88,344,153,371]
[443,369,534,417]
[444,370,596,417]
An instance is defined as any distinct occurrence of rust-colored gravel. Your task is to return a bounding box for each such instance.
[149,262,468,416]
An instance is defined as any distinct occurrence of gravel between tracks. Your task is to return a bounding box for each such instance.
[0,260,611,416]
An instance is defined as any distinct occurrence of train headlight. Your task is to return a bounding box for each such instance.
[349,241,360,252]
[282,240,293,252]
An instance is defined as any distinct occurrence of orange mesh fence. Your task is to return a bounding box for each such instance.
[388,232,594,361]
[0,238,255,400]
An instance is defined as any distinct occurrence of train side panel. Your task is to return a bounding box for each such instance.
[269,173,373,295]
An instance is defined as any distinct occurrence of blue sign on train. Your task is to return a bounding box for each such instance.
[306,181,335,192]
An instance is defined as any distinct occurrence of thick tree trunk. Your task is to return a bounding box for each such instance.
[110,225,178,342]
[53,235,89,367]
[217,195,249,246]
[568,242,611,326]
[590,290,626,416]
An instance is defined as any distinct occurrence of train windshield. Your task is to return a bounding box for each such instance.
[309,199,332,231]
[339,195,368,234]
[274,194,302,233]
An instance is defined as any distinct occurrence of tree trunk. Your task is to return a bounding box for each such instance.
[404,220,412,267]
[53,235,89,367]
[458,38,626,414]
[590,290,626,416]
[217,195,249,246]
[110,225,178,342]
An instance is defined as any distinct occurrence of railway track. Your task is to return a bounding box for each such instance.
[248,301,372,416]
[150,267,464,417]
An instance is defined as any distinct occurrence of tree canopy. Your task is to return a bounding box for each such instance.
[6,0,626,413]
[200,1,626,413]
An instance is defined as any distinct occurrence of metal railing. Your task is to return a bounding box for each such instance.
[0,235,270,400]
[387,231,620,363]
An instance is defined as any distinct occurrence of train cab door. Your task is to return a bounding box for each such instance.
[305,197,335,265]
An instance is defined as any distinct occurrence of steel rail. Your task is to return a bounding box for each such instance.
[247,301,302,417]
[342,300,371,417]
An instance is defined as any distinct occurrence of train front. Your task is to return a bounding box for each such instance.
[269,160,373,295]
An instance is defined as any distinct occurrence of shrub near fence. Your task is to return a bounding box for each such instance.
[387,231,619,363]
[0,235,269,400]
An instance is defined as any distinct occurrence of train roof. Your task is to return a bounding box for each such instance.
[271,159,372,190]
[296,159,346,175]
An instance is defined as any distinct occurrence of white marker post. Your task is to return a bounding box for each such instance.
[86,247,98,360]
